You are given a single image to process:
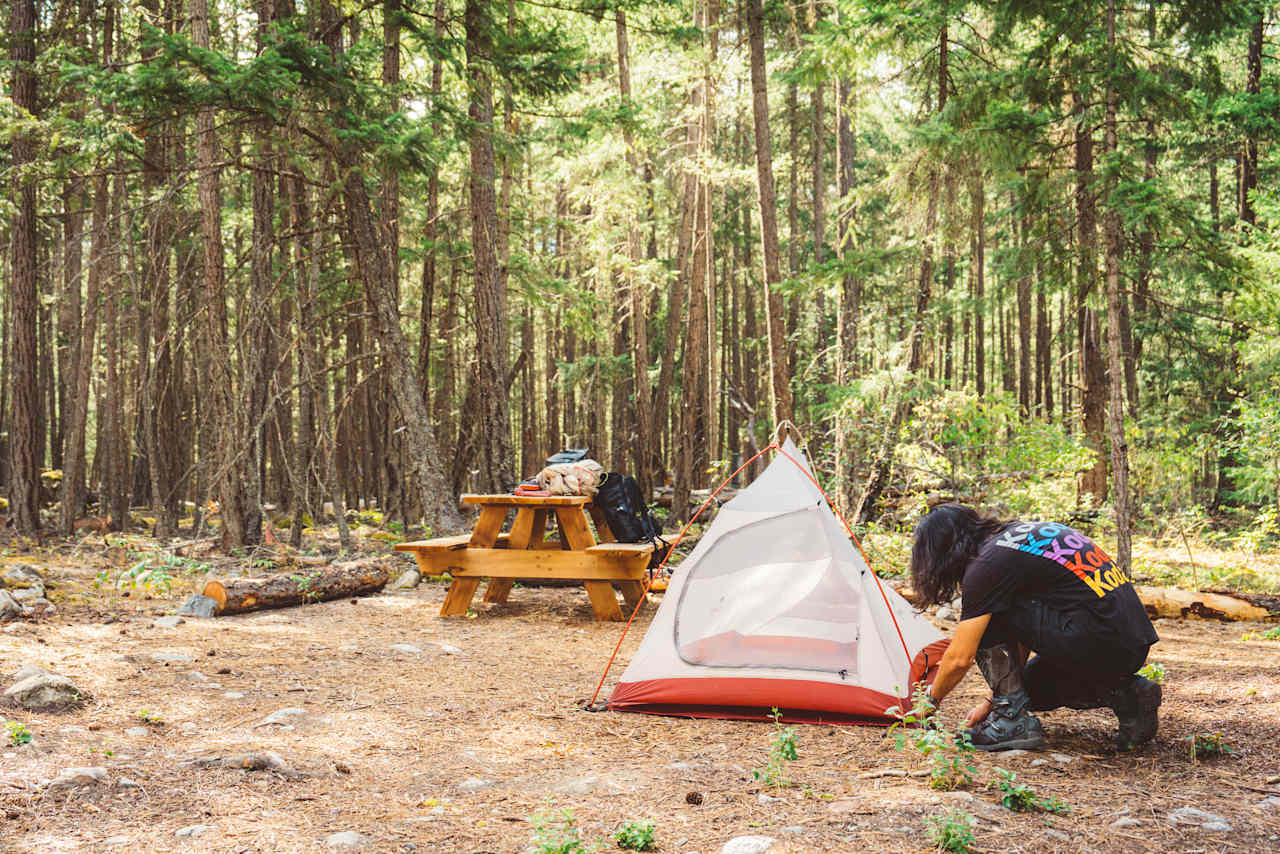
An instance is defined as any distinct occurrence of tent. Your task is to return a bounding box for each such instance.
[607,439,949,725]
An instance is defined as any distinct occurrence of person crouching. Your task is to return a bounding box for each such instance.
[912,503,1161,751]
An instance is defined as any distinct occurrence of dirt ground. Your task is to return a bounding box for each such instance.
[3,546,1280,854]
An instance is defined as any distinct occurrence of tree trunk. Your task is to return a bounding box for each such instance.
[464,0,515,492]
[1103,0,1132,573]
[202,559,391,615]
[8,0,40,534]
[615,9,653,493]
[835,73,859,514]
[746,0,793,425]
[1074,90,1108,505]
[970,172,985,398]
[1239,13,1262,227]
[854,24,946,523]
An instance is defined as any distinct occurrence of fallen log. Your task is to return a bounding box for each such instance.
[1135,585,1270,622]
[201,559,389,616]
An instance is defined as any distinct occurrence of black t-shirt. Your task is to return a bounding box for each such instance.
[960,521,1158,648]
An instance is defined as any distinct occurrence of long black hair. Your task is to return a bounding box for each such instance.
[908,503,1008,607]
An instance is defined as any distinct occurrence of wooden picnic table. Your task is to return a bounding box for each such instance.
[394,494,654,621]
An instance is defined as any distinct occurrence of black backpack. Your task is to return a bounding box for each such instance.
[595,473,668,567]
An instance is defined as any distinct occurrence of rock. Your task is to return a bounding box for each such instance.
[667,761,694,771]
[3,671,85,711]
[176,594,218,619]
[11,586,45,602]
[1031,759,1049,767]
[457,777,493,791]
[181,671,208,682]
[721,836,777,854]
[1168,807,1232,832]
[0,564,44,589]
[389,643,424,655]
[1045,830,1070,841]
[390,569,421,590]
[48,766,108,789]
[326,830,373,850]
[12,665,48,682]
[0,591,23,621]
[185,750,302,779]
[781,826,804,834]
[1110,817,1142,828]
[118,777,140,788]
[175,824,216,838]
[223,691,246,700]
[554,775,625,795]
[256,707,307,727]
[1049,753,1074,764]
[934,606,955,621]
[993,749,1028,758]
[1257,796,1280,810]
[105,836,132,845]
[151,652,194,664]
[757,793,783,804]
[125,727,150,737]
[22,597,55,617]
[154,616,185,628]
[439,643,464,655]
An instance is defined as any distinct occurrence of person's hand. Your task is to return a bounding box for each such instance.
[965,697,992,728]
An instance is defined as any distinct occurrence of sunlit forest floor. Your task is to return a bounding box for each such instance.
[2,523,1279,853]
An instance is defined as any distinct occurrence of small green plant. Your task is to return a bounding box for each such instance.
[990,768,1070,814]
[1137,661,1167,684]
[1241,626,1280,641]
[1187,732,1236,760]
[529,807,600,854]
[119,559,175,595]
[6,720,33,747]
[612,819,656,851]
[888,686,977,791]
[925,808,976,853]
[290,573,321,602]
[138,710,165,726]
[752,707,799,788]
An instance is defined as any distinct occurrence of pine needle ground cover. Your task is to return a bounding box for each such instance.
[0,532,1278,852]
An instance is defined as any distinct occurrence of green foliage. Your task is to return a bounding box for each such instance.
[137,710,165,726]
[1137,661,1167,684]
[6,721,33,747]
[752,708,799,788]
[290,573,322,602]
[1187,733,1236,760]
[925,809,977,853]
[990,769,1071,814]
[887,687,977,791]
[529,808,600,854]
[612,820,656,851]
[115,552,213,596]
[1241,626,1280,641]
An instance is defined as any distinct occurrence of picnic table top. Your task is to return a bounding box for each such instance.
[460,493,591,506]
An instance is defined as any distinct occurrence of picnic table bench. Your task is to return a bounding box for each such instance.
[394,494,655,621]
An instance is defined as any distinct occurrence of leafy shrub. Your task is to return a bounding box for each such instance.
[1187,733,1236,760]
[530,808,600,854]
[990,768,1070,814]
[925,808,976,853]
[6,721,32,747]
[752,707,798,788]
[612,820,656,851]
[887,687,976,791]
[1137,661,1167,684]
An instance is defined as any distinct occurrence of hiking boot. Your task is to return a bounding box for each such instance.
[1110,675,1161,750]
[964,643,1047,751]
[964,690,1047,751]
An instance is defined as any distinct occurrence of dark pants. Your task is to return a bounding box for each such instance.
[979,599,1151,711]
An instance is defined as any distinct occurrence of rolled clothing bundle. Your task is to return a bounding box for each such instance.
[536,460,604,496]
